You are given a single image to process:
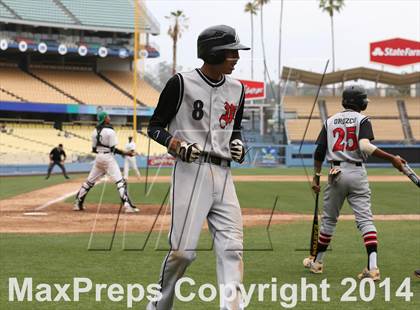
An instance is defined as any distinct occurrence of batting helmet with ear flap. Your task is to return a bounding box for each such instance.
[197,25,250,65]
[342,85,369,111]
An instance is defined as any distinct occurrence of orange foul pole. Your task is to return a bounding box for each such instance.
[133,0,140,142]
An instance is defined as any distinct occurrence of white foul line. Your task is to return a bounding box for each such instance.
[33,178,107,212]
[34,190,79,211]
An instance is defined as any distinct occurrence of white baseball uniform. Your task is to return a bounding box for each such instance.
[74,124,136,211]
[123,140,141,179]
[321,110,375,236]
[147,69,246,310]
[312,109,378,271]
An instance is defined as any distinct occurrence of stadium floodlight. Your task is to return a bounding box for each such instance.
[98,47,108,58]
[58,44,68,55]
[38,42,48,54]
[139,49,148,59]
[18,41,28,52]
[119,48,129,58]
[78,45,88,56]
[0,39,8,51]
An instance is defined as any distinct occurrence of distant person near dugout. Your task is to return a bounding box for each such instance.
[46,144,70,179]
[123,136,141,180]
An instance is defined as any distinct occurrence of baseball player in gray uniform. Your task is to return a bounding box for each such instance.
[303,85,406,281]
[73,112,139,213]
[124,136,141,180]
[146,25,249,310]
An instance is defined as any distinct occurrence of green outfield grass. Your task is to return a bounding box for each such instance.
[66,181,420,215]
[1,167,418,203]
[0,221,419,309]
[0,173,86,200]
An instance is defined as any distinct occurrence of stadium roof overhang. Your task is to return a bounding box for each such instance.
[0,17,159,35]
[281,66,420,86]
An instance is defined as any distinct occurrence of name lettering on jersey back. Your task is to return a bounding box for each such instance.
[219,102,237,129]
[333,117,357,125]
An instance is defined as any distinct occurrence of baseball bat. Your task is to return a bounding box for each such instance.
[401,163,420,188]
[309,173,321,258]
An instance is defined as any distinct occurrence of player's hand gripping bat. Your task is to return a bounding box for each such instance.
[401,163,420,188]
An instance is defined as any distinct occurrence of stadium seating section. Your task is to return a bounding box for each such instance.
[409,119,420,141]
[369,119,405,142]
[32,68,133,106]
[405,98,420,117]
[0,0,158,33]
[0,65,158,107]
[284,96,418,143]
[0,66,72,104]
[0,2,14,18]
[324,97,400,117]
[0,88,20,101]
[0,122,167,164]
[285,119,323,142]
[283,96,320,117]
[101,71,160,107]
[2,0,73,24]
[59,0,134,29]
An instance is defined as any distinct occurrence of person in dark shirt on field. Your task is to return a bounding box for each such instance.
[46,144,70,179]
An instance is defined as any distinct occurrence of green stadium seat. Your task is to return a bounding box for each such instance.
[2,0,73,24]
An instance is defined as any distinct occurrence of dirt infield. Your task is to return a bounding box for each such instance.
[0,174,417,234]
[1,202,418,234]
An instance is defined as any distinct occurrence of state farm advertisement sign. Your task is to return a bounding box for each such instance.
[238,79,265,101]
[370,38,420,66]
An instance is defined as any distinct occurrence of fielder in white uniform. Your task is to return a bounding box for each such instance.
[147,25,249,310]
[303,85,406,281]
[124,136,141,180]
[73,112,139,213]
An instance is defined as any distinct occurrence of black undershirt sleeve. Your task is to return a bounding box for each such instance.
[359,117,375,141]
[111,147,124,155]
[147,75,181,147]
[230,83,245,142]
[314,123,328,162]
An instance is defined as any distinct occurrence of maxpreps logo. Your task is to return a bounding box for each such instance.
[370,38,420,66]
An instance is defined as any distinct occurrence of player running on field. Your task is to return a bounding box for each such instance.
[146,25,249,310]
[73,112,139,213]
[303,85,406,281]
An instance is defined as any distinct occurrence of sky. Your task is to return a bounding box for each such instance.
[145,0,420,82]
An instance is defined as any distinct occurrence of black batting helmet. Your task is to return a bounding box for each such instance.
[197,25,250,65]
[342,85,369,111]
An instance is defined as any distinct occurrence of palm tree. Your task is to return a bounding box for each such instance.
[244,2,258,80]
[256,0,270,85]
[319,0,345,95]
[166,10,188,75]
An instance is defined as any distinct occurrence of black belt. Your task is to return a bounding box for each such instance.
[332,161,362,167]
[200,153,231,167]
[97,151,110,154]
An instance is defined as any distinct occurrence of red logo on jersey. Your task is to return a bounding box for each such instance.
[219,102,237,129]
